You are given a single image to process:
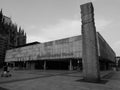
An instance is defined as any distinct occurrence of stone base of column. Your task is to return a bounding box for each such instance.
[83,75,100,82]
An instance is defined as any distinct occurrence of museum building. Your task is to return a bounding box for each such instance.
[5,32,116,70]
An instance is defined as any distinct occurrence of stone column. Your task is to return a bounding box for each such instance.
[26,61,30,69]
[44,60,46,70]
[13,62,15,67]
[80,2,100,81]
[69,60,73,71]
[30,62,35,70]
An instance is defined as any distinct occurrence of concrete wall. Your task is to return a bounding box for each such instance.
[5,33,116,63]
[97,33,116,62]
[5,35,82,62]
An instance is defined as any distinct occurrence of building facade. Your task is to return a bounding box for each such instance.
[116,57,120,70]
[5,32,116,70]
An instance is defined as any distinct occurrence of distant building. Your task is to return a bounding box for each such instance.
[0,10,27,68]
[3,15,12,24]
[0,35,7,67]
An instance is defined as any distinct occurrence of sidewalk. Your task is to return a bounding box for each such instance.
[0,70,120,90]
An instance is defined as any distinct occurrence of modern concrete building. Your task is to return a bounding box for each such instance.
[5,32,116,70]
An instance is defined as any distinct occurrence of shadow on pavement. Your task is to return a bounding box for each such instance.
[102,72,114,79]
[76,79,108,84]
[0,71,81,84]
[0,87,9,90]
[75,72,116,84]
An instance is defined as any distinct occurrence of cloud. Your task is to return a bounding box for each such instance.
[26,19,81,43]
[95,18,112,31]
[25,25,43,36]
[112,41,120,56]
[82,0,97,3]
[25,17,112,43]
[27,35,49,43]
[41,19,81,40]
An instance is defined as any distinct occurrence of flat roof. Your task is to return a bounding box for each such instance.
[13,41,40,48]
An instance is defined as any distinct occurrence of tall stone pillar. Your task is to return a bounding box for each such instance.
[80,2,100,81]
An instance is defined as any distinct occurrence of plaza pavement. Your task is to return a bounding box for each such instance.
[0,69,120,90]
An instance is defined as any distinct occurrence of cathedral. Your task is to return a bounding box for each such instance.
[0,9,26,68]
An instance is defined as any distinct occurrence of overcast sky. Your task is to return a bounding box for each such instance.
[0,0,120,56]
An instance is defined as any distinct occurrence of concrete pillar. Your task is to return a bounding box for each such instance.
[105,63,108,70]
[12,62,15,67]
[26,62,30,69]
[69,60,73,71]
[106,63,109,70]
[44,60,46,70]
[23,61,26,69]
[80,2,100,81]
[103,63,106,70]
[30,62,35,70]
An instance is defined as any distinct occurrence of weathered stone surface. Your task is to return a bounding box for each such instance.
[81,2,100,81]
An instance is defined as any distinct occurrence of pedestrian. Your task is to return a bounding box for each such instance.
[3,65,8,74]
